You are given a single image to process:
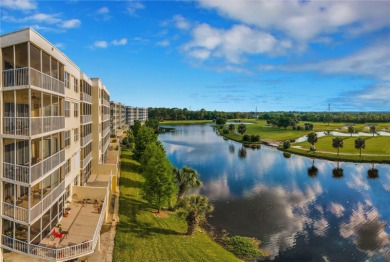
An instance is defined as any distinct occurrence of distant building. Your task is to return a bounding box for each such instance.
[125,106,148,126]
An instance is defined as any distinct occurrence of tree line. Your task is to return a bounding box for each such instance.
[148,107,390,123]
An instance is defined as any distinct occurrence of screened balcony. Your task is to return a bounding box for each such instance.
[2,90,65,136]
[2,42,65,95]
[3,135,65,185]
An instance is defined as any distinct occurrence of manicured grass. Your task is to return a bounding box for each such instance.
[295,136,390,155]
[160,120,213,125]
[113,150,241,262]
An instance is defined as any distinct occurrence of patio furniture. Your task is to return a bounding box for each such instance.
[49,228,65,241]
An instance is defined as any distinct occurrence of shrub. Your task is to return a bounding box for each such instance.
[216,117,227,125]
[296,126,303,131]
[292,126,297,130]
[221,236,262,261]
[243,134,250,141]
[250,135,260,142]
[223,129,229,134]
[112,139,117,143]
[283,140,291,149]
[110,134,116,138]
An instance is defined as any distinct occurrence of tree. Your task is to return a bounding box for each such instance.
[141,143,177,213]
[348,125,355,137]
[283,140,291,149]
[306,132,318,152]
[369,125,376,137]
[215,117,227,125]
[228,124,235,133]
[132,120,142,137]
[134,126,157,160]
[332,137,344,156]
[180,195,214,235]
[145,119,160,133]
[237,124,246,136]
[354,138,366,156]
[174,167,202,208]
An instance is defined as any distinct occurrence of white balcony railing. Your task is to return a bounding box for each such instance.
[2,180,65,223]
[2,68,65,95]
[3,116,65,136]
[81,115,92,124]
[103,114,110,122]
[81,152,92,168]
[0,175,110,261]
[80,133,92,147]
[81,92,92,103]
[3,149,65,185]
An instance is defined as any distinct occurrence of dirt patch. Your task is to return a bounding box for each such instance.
[153,211,169,218]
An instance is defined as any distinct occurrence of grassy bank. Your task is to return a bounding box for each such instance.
[217,120,390,163]
[113,150,241,262]
[160,120,213,125]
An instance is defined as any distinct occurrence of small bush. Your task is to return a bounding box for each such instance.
[112,139,117,143]
[283,140,291,149]
[242,134,250,141]
[250,135,260,142]
[110,134,116,138]
[221,236,262,261]
[296,126,303,131]
[223,129,229,134]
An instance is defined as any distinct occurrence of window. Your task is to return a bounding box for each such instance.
[65,101,70,117]
[74,103,78,117]
[65,72,70,88]
[74,77,78,93]
[64,158,71,175]
[74,128,79,142]
[64,131,70,147]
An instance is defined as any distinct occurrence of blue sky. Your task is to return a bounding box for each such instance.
[1,0,389,112]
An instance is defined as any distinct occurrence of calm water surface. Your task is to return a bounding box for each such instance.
[159,124,390,261]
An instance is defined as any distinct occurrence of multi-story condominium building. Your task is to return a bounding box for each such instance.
[137,107,148,124]
[1,28,118,262]
[125,106,148,126]
[110,101,120,134]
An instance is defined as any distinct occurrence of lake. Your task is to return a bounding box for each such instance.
[159,124,390,261]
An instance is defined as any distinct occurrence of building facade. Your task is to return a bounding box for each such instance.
[1,28,118,262]
[125,106,148,126]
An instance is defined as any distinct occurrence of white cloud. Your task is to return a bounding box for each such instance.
[94,41,108,48]
[24,13,61,24]
[111,38,127,46]
[55,43,64,49]
[127,0,144,16]
[173,15,191,30]
[328,202,345,218]
[97,7,109,14]
[93,38,128,49]
[156,40,170,47]
[184,23,290,64]
[197,0,390,41]
[2,0,36,10]
[60,19,81,28]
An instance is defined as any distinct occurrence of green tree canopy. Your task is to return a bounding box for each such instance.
[132,120,142,137]
[228,124,235,132]
[145,118,160,133]
[332,137,344,156]
[180,195,214,235]
[216,117,227,125]
[348,125,355,137]
[174,167,202,207]
[369,125,376,137]
[307,132,318,147]
[237,124,246,136]
[134,126,157,160]
[354,138,366,156]
[141,143,177,213]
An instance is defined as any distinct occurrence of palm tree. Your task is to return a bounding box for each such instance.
[180,195,214,235]
[348,125,355,137]
[354,138,366,156]
[174,167,202,207]
[369,125,376,137]
[307,159,318,177]
[332,137,344,156]
[367,163,379,179]
[307,132,318,152]
[332,162,344,178]
[237,124,246,136]
[228,124,235,133]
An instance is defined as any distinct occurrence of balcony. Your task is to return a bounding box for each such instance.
[2,67,65,95]
[103,114,110,122]
[3,149,65,185]
[1,175,111,261]
[81,152,92,169]
[2,180,65,223]
[3,116,65,137]
[81,92,92,103]
[80,115,92,124]
[101,99,110,107]
[80,133,92,147]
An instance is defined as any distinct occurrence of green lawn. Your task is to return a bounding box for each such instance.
[113,150,241,262]
[160,120,213,125]
[295,136,390,155]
